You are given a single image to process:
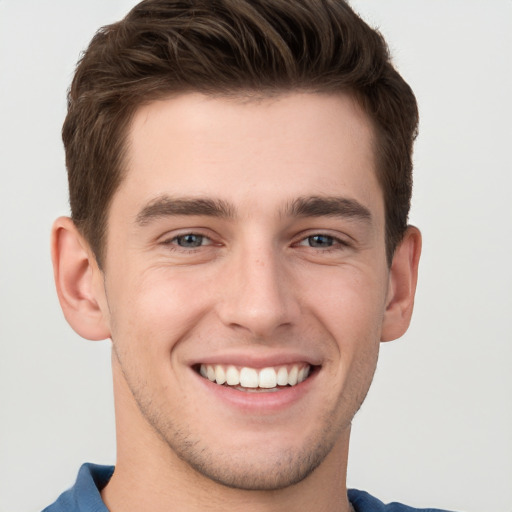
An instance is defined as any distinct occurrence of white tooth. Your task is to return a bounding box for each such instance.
[226,365,240,386]
[297,367,305,383]
[259,367,277,388]
[240,367,259,388]
[200,365,208,378]
[207,365,216,381]
[276,366,288,386]
[304,365,311,379]
[288,365,299,386]
[215,365,226,385]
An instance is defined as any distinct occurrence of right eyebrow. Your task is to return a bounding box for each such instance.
[135,196,235,226]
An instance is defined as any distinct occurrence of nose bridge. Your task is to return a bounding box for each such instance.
[217,236,297,337]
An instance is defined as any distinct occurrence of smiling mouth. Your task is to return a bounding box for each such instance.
[197,363,314,392]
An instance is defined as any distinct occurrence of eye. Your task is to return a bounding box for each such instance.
[297,234,347,249]
[303,234,335,248]
[170,233,211,248]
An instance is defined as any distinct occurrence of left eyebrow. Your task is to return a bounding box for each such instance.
[284,196,372,223]
[135,195,235,226]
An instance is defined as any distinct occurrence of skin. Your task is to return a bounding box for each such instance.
[52,92,421,512]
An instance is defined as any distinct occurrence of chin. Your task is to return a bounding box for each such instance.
[176,442,329,490]
[162,414,347,491]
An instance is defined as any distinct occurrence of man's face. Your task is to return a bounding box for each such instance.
[99,92,392,489]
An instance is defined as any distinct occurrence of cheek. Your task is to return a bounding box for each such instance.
[302,266,388,338]
[107,268,212,358]
[302,266,386,390]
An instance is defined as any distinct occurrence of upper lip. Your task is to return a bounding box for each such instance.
[186,350,323,369]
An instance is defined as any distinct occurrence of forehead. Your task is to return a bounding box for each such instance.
[116,92,381,218]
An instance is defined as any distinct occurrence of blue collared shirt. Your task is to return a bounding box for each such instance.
[42,463,456,512]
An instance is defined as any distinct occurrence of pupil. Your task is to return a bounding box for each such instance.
[309,235,333,247]
[178,234,203,247]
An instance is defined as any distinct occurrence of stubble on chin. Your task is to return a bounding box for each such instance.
[134,388,357,492]
[162,421,339,491]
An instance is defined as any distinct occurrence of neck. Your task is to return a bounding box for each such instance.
[103,361,353,512]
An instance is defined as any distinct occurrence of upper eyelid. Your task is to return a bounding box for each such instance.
[156,227,352,245]
[163,233,213,246]
[158,234,215,254]
[158,228,215,241]
[296,234,349,247]
[293,229,352,244]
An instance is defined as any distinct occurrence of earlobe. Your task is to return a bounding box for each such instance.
[51,217,111,341]
[380,226,422,342]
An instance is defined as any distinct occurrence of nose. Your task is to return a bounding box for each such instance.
[215,243,300,338]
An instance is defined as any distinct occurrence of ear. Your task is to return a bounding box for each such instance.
[51,217,111,341]
[380,226,422,342]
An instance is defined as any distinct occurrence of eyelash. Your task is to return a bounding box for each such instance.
[161,232,213,251]
[295,233,350,252]
[161,232,350,253]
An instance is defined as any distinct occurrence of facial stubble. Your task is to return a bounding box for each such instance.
[111,340,379,492]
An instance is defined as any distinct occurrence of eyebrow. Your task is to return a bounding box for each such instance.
[135,196,235,225]
[135,194,372,226]
[285,196,372,222]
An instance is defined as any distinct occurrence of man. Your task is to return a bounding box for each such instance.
[44,1,452,511]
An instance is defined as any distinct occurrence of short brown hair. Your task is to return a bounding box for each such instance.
[63,0,418,266]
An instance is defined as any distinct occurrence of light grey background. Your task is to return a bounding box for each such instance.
[1,1,511,511]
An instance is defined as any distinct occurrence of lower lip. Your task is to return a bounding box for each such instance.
[192,368,318,413]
